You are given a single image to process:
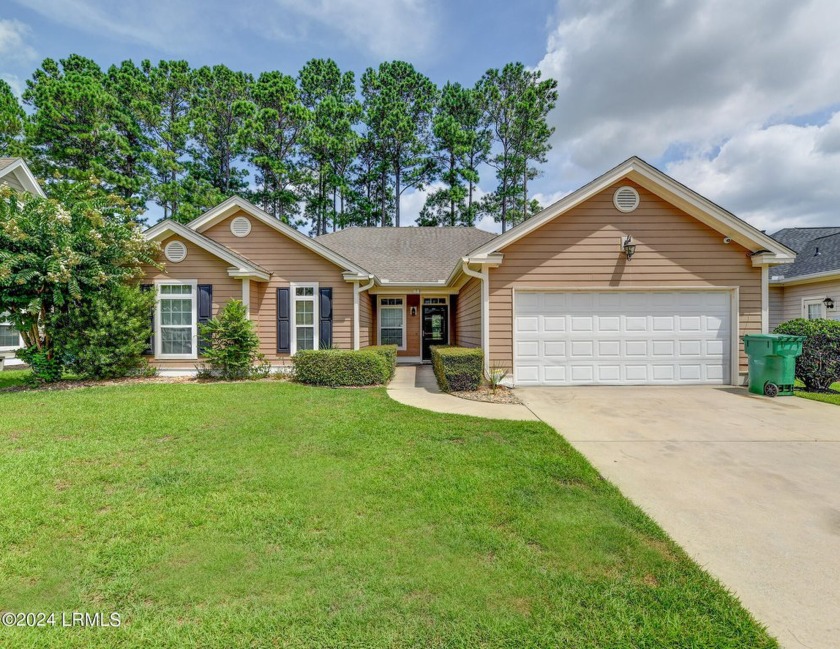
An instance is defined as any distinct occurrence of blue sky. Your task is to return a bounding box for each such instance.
[2,0,840,233]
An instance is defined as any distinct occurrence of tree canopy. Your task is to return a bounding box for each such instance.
[2,56,558,233]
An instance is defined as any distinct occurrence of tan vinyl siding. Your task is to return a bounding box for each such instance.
[140,234,241,368]
[359,291,374,348]
[777,279,840,323]
[203,212,354,362]
[769,285,785,330]
[456,277,481,348]
[488,180,762,377]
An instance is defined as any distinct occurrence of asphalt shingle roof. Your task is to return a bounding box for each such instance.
[316,227,498,282]
[770,227,840,253]
[770,229,840,280]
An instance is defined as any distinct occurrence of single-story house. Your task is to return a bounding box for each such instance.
[768,228,840,328]
[1,158,45,366]
[142,156,796,386]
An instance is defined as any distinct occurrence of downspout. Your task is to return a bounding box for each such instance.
[461,260,490,377]
[760,265,769,334]
[353,276,375,350]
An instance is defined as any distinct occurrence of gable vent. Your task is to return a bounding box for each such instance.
[613,186,640,213]
[164,240,187,263]
[230,216,252,237]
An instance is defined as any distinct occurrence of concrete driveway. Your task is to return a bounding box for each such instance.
[518,386,840,649]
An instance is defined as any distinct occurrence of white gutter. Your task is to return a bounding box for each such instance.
[353,276,375,350]
[461,260,490,376]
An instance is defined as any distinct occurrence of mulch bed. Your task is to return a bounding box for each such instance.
[450,385,522,404]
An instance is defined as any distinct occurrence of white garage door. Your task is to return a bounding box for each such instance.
[514,291,731,386]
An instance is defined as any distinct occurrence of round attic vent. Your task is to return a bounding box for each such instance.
[230,216,252,237]
[613,186,640,213]
[164,240,187,263]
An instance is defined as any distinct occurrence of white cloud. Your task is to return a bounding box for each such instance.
[666,112,840,232]
[267,0,436,59]
[13,0,210,52]
[14,0,437,59]
[0,18,37,64]
[532,0,840,229]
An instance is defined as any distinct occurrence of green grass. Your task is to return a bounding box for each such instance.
[0,382,775,648]
[0,369,31,389]
[795,380,840,406]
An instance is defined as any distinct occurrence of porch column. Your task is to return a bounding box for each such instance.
[241,278,250,319]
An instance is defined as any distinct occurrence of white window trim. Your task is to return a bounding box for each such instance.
[802,297,827,320]
[378,296,406,351]
[291,282,319,355]
[422,296,449,305]
[155,279,198,360]
[0,313,23,352]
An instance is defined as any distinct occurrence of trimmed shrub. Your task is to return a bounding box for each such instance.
[366,345,398,380]
[50,284,157,380]
[774,318,840,391]
[199,300,270,380]
[293,349,391,387]
[431,345,484,392]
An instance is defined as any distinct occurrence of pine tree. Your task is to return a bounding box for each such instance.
[0,79,26,155]
[361,61,438,227]
[188,65,251,200]
[240,70,307,223]
[142,60,194,222]
[299,59,359,235]
[420,82,489,226]
[477,63,557,232]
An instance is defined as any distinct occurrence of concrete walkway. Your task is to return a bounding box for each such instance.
[519,386,840,649]
[387,365,537,421]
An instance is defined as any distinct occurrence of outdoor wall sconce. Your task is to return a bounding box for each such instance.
[621,235,636,261]
[410,306,417,316]
[824,297,835,310]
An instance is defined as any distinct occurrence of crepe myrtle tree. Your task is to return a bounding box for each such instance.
[0,181,159,380]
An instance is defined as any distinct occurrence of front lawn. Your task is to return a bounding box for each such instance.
[0,369,30,389]
[0,382,775,647]
[796,381,840,406]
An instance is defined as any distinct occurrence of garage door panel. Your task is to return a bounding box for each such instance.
[544,317,565,332]
[544,341,567,357]
[514,291,730,386]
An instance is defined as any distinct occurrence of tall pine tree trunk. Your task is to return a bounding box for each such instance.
[449,152,456,226]
[394,167,401,227]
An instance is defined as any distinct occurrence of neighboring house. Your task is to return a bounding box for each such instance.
[141,157,795,386]
[768,228,840,328]
[0,158,45,367]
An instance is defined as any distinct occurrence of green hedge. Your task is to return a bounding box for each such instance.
[293,349,392,387]
[366,345,398,380]
[774,318,840,391]
[431,346,484,392]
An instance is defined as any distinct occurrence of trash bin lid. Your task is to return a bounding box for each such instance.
[742,333,806,342]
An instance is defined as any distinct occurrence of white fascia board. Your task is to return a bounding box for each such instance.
[186,195,371,277]
[750,252,795,268]
[0,159,46,198]
[227,268,270,281]
[771,269,840,286]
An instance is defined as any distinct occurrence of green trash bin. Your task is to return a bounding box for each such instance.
[742,334,805,397]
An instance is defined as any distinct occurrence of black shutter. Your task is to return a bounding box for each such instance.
[140,284,154,355]
[197,284,213,354]
[277,287,291,354]
[449,294,458,345]
[319,287,333,349]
